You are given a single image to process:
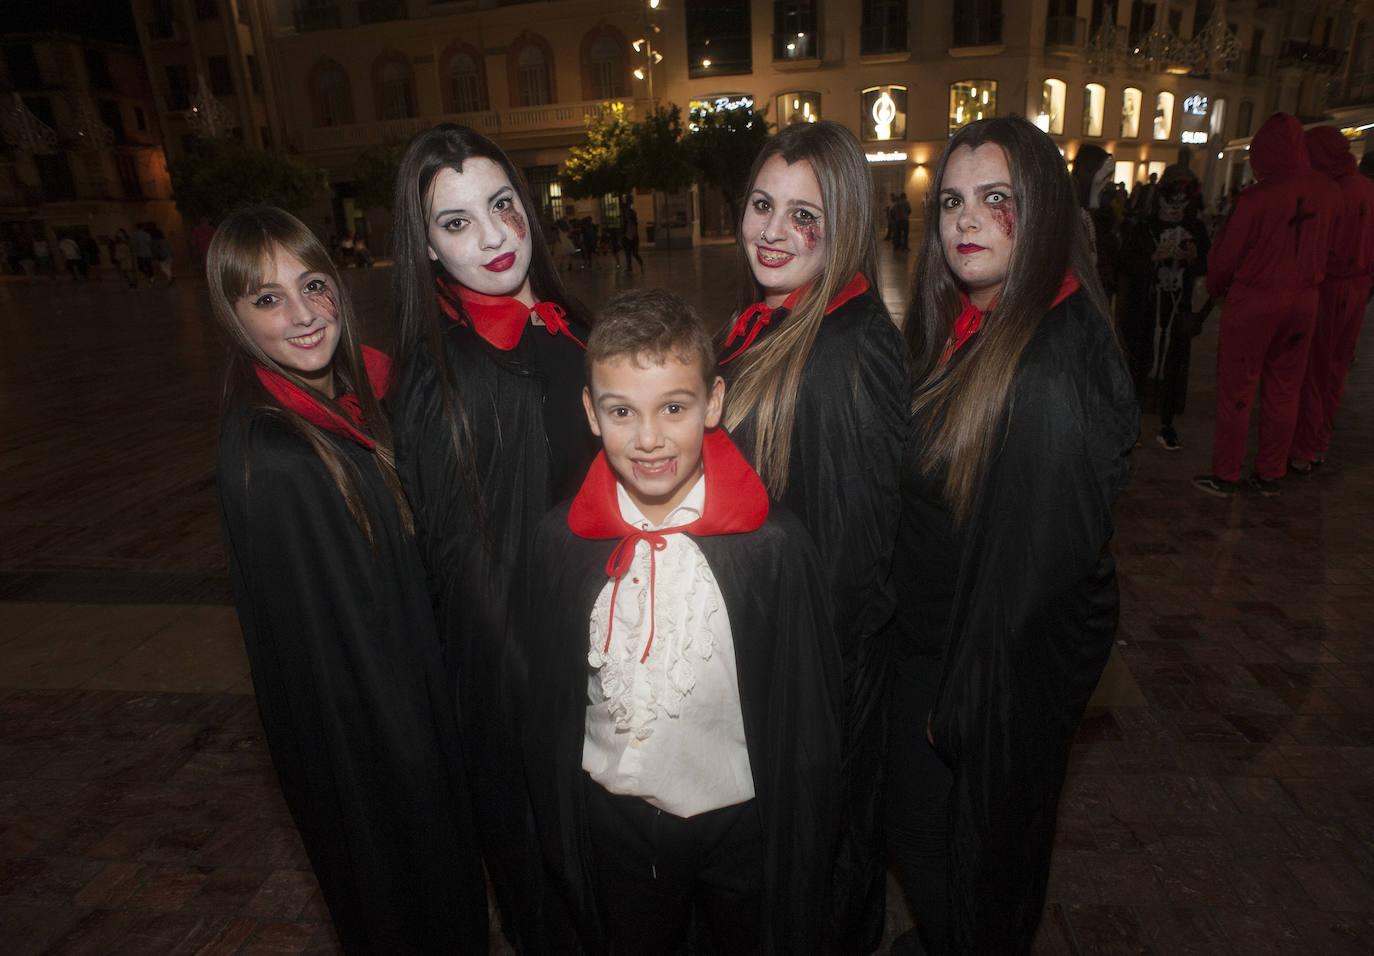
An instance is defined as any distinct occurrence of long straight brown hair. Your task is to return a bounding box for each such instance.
[721,120,879,496]
[904,117,1108,523]
[389,124,582,534]
[208,206,411,542]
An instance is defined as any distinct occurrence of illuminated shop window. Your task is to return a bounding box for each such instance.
[1038,78,1065,134]
[1121,86,1142,138]
[861,85,907,142]
[1083,83,1105,137]
[1179,91,1210,144]
[1153,90,1175,140]
[949,80,996,135]
[778,91,821,126]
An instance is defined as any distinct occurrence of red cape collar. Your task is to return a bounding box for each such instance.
[569,428,768,540]
[254,345,392,450]
[569,428,768,664]
[436,276,585,351]
[720,272,869,364]
[941,271,1080,364]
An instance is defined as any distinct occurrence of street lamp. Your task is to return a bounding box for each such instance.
[633,0,664,103]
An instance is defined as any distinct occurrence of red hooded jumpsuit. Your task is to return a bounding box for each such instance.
[1290,124,1374,464]
[1206,113,1339,482]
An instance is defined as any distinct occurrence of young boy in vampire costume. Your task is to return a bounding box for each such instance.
[521,289,843,956]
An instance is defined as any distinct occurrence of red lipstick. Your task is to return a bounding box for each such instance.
[484,252,516,272]
[957,243,986,254]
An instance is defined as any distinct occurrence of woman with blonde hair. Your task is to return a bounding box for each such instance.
[887,117,1136,954]
[211,206,486,953]
[720,119,909,952]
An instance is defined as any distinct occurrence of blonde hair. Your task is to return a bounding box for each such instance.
[207,206,412,541]
[721,121,879,496]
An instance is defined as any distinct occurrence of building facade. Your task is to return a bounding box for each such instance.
[0,30,174,268]
[117,0,1367,246]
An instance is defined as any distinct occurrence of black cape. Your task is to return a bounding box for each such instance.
[893,289,1137,953]
[218,407,487,954]
[521,442,843,956]
[727,287,909,949]
[390,318,596,948]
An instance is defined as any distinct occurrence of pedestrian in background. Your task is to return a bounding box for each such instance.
[1193,112,1339,498]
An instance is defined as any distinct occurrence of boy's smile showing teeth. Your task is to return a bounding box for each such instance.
[583,353,725,527]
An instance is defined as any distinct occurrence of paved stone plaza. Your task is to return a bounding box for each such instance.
[2,238,1372,953]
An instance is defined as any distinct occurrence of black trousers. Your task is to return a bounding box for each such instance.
[585,778,763,956]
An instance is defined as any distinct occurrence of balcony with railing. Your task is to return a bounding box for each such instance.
[1277,40,1346,72]
[299,99,647,153]
[294,2,341,32]
[358,0,407,26]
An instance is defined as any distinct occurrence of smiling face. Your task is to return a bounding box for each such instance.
[939,143,1017,310]
[742,154,829,308]
[233,244,341,396]
[583,352,725,526]
[425,157,534,305]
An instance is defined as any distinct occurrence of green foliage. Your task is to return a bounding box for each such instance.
[562,102,635,200]
[686,107,771,232]
[168,137,328,222]
[623,104,695,194]
[352,139,405,210]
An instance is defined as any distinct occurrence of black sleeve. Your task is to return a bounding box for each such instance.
[218,412,486,953]
[929,302,1138,953]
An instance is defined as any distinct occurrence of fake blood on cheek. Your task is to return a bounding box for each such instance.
[793,221,822,251]
[306,285,339,320]
[498,207,528,242]
[989,201,1016,239]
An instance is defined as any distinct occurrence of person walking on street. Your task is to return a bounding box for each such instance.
[1193,113,1339,499]
[622,197,644,275]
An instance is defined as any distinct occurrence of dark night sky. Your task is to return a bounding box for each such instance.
[7,0,138,43]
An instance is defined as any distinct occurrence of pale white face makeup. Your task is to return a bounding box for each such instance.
[425,157,535,305]
[234,244,341,396]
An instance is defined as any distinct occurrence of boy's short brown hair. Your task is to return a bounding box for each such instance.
[585,289,717,386]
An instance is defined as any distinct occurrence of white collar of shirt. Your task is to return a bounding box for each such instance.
[615,472,706,531]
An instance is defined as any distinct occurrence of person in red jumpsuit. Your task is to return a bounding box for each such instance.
[1193,113,1338,498]
[1288,125,1374,473]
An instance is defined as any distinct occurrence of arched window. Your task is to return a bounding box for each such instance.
[1038,78,1066,134]
[376,54,415,120]
[1121,87,1142,138]
[313,59,353,127]
[1082,83,1105,137]
[949,79,996,135]
[512,38,552,107]
[1153,90,1175,140]
[1209,97,1227,140]
[778,90,821,126]
[443,44,487,114]
[586,33,626,100]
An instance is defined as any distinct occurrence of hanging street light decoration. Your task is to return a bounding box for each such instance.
[1131,20,1188,74]
[1085,3,1126,74]
[1187,0,1241,75]
[65,96,114,150]
[2,92,59,154]
[185,73,235,139]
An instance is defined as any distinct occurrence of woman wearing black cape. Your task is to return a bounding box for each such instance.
[887,117,1137,954]
[388,124,597,951]
[212,206,486,953]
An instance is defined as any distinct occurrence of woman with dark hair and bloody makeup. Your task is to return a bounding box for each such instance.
[719,120,909,953]
[388,124,596,949]
[211,207,487,953]
[887,117,1137,954]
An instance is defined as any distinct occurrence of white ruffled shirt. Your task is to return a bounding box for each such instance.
[581,476,755,818]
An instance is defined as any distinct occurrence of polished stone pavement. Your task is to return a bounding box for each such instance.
[1,240,1372,954]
